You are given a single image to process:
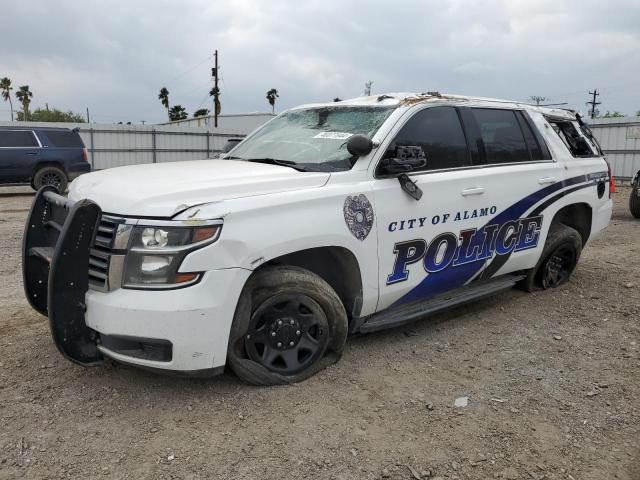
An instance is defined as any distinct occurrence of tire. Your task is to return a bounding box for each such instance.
[519,223,582,292]
[630,182,640,219]
[32,166,68,192]
[227,266,348,385]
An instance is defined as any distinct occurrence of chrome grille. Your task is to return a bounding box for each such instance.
[88,215,123,291]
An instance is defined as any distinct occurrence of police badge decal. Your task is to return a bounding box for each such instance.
[343,194,374,241]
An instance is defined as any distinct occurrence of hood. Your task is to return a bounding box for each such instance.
[69,159,330,217]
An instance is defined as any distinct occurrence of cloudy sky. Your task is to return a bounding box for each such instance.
[1,0,639,124]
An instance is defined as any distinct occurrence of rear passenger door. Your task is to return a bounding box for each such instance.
[0,130,41,184]
[463,107,563,280]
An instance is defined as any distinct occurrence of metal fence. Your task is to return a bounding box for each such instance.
[0,121,246,170]
[78,127,244,169]
[587,117,640,181]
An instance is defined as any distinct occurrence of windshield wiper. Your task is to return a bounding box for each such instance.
[245,158,311,172]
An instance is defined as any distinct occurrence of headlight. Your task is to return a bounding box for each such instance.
[122,222,221,289]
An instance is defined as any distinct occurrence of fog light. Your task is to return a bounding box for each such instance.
[140,255,171,274]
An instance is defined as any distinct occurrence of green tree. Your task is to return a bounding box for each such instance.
[333,97,342,102]
[602,111,625,118]
[17,107,85,123]
[193,108,210,118]
[15,85,33,121]
[266,88,279,114]
[0,77,14,121]
[636,110,640,117]
[168,105,187,121]
[158,87,170,118]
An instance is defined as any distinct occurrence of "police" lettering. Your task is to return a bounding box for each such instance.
[386,215,543,284]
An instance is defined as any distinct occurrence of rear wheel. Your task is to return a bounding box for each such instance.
[32,166,67,192]
[630,178,640,219]
[519,224,582,292]
[227,266,348,385]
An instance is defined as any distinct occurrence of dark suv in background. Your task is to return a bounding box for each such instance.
[0,127,91,191]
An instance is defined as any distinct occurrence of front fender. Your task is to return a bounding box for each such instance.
[176,185,380,316]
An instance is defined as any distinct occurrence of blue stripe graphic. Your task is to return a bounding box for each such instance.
[392,174,588,306]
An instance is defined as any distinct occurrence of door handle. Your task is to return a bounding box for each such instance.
[26,152,38,155]
[461,187,485,196]
[538,176,557,185]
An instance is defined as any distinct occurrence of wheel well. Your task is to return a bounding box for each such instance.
[260,247,363,320]
[32,161,67,180]
[551,203,592,246]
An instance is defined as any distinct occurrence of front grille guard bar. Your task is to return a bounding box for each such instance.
[22,187,103,365]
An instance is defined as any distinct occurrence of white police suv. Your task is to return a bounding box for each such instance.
[23,92,613,384]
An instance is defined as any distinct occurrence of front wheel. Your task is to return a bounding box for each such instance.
[227,266,348,385]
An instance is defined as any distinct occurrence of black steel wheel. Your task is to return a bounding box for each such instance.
[33,166,68,192]
[519,223,582,292]
[540,244,577,289]
[228,266,348,385]
[244,294,329,375]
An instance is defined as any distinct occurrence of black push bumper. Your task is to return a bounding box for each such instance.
[22,187,103,365]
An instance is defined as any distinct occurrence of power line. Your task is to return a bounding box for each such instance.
[162,54,213,87]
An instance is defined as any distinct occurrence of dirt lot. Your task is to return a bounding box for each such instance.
[0,186,638,480]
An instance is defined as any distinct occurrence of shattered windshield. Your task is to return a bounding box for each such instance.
[227,106,396,171]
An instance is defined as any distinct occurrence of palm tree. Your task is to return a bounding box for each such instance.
[209,86,221,115]
[168,105,188,121]
[193,108,210,118]
[158,87,170,118]
[0,77,14,121]
[266,88,279,114]
[15,85,33,121]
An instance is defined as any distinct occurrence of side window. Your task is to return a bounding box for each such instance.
[0,130,39,148]
[471,109,529,164]
[383,106,469,172]
[44,130,84,148]
[546,119,596,157]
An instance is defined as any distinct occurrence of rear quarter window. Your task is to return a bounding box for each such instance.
[43,130,85,148]
[546,119,596,157]
[0,130,39,147]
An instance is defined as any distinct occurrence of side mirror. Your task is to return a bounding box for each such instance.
[378,146,427,176]
[346,134,373,157]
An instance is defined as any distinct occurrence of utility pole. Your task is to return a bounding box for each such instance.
[86,107,90,123]
[587,89,601,119]
[212,50,220,128]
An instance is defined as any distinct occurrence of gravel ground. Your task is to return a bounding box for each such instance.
[0,186,638,480]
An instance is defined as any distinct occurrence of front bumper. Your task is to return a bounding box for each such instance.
[86,268,250,371]
[22,187,250,374]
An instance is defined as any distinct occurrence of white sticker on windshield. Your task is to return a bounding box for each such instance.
[313,131,353,140]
